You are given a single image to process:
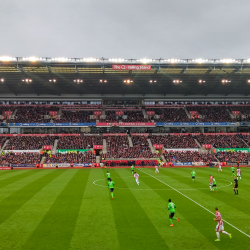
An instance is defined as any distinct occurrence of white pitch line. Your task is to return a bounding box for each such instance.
[139,169,250,238]
[93,177,232,191]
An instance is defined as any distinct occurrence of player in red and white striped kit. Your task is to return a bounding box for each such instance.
[209,175,213,191]
[214,207,232,241]
[237,167,241,180]
[218,162,222,172]
[155,165,159,174]
[134,172,140,185]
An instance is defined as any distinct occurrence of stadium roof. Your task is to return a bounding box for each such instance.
[1,57,250,100]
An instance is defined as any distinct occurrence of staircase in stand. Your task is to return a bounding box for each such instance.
[52,139,58,154]
[147,138,156,154]
[103,139,107,154]
[128,134,133,147]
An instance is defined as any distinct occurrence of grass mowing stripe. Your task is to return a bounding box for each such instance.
[22,169,90,250]
[0,169,75,250]
[140,169,246,249]
[70,169,120,250]
[0,169,62,226]
[0,169,30,178]
[0,169,52,204]
[111,169,168,250]
[0,169,39,189]
[122,169,219,250]
[139,169,250,239]
[162,168,250,218]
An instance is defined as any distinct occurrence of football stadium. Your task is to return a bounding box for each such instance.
[0,57,249,249]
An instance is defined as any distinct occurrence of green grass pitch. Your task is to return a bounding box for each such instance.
[0,167,249,250]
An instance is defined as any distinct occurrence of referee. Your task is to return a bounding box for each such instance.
[233,176,238,195]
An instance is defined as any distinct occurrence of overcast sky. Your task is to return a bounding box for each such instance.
[1,0,250,59]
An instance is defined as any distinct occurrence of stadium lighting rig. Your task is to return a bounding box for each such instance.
[0,78,4,82]
[198,79,206,83]
[221,79,231,83]
[22,78,32,83]
[99,79,107,83]
[149,80,157,83]
[49,79,57,83]
[247,79,250,83]
[124,79,133,84]
[73,79,83,83]
[173,79,182,84]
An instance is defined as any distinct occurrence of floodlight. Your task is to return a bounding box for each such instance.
[22,78,32,83]
[221,79,230,83]
[100,79,107,83]
[124,79,133,84]
[0,78,4,82]
[73,79,83,83]
[173,79,182,83]
[198,79,205,83]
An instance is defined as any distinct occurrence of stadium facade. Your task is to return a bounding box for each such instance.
[1,57,250,100]
[0,57,250,168]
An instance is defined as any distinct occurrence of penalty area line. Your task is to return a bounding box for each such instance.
[139,169,250,238]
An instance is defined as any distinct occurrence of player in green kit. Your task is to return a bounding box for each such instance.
[213,177,218,193]
[167,199,179,227]
[231,166,235,177]
[131,165,135,175]
[108,179,115,200]
[106,171,111,181]
[191,170,196,182]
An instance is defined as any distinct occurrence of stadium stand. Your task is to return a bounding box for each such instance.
[216,152,250,163]
[150,134,198,148]
[146,108,192,122]
[44,152,96,163]
[8,106,59,123]
[196,134,246,148]
[186,106,233,122]
[57,135,103,149]
[104,135,130,158]
[163,151,217,162]
[5,136,56,150]
[131,136,157,158]
[0,152,41,164]
[55,110,94,123]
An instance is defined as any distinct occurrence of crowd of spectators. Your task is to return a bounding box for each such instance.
[123,111,149,122]
[146,108,192,122]
[57,135,103,149]
[230,106,250,121]
[150,135,198,148]
[5,136,56,150]
[240,134,250,146]
[9,106,58,123]
[187,106,233,122]
[0,106,16,120]
[216,152,250,163]
[103,160,158,166]
[100,110,149,122]
[55,111,94,123]
[104,136,130,158]
[104,100,140,106]
[130,136,157,158]
[3,104,250,123]
[163,151,217,162]
[44,152,96,163]
[0,152,41,164]
[101,111,117,122]
[0,137,7,148]
[196,134,246,148]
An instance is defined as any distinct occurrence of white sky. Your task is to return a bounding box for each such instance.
[1,0,250,59]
